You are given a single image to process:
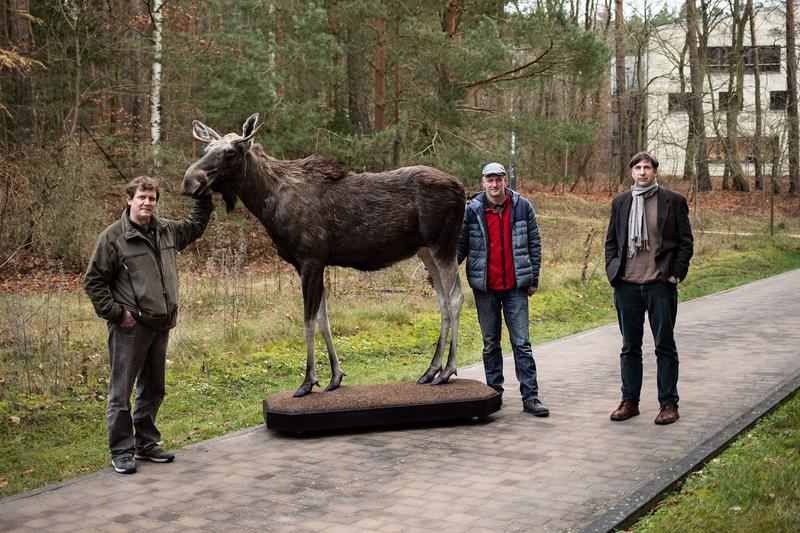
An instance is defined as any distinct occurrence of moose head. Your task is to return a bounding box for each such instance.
[181,113,263,212]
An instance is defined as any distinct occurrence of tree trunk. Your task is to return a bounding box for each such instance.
[8,0,32,134]
[346,27,371,133]
[125,0,143,139]
[614,0,628,184]
[723,0,750,192]
[438,0,461,105]
[374,14,386,133]
[150,0,163,165]
[688,0,712,191]
[787,0,799,194]
[748,0,763,189]
[392,16,401,166]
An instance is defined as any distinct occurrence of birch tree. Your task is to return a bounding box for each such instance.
[149,0,163,164]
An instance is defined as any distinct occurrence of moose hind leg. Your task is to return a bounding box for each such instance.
[317,289,345,391]
[415,248,450,384]
[432,255,463,385]
[294,265,325,398]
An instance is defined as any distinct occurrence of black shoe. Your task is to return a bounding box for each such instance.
[134,445,175,463]
[522,398,550,417]
[111,454,137,474]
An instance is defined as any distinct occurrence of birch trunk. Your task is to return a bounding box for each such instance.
[150,0,163,165]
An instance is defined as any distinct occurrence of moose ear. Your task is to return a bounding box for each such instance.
[192,120,221,143]
[242,113,259,138]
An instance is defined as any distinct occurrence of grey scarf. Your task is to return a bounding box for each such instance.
[627,180,659,258]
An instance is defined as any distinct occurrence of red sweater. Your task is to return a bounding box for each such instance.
[484,196,516,290]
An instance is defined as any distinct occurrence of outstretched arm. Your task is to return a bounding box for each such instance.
[171,195,214,251]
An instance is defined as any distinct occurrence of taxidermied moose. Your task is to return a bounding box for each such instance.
[181,114,465,397]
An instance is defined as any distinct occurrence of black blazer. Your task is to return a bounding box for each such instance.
[604,187,694,287]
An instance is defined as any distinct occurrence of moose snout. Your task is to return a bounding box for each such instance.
[181,165,208,198]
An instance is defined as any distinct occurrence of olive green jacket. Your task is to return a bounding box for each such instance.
[84,197,213,330]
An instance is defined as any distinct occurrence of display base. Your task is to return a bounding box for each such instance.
[263,378,501,433]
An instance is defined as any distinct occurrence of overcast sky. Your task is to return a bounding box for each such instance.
[626,0,684,18]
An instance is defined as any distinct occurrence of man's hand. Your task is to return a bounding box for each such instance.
[120,309,137,328]
[667,275,678,284]
[528,286,538,297]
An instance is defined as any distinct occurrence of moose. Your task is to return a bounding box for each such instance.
[181,114,465,397]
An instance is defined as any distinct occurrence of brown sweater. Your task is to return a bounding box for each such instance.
[622,193,661,283]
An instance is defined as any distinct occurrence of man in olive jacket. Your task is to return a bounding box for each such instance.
[85,176,213,474]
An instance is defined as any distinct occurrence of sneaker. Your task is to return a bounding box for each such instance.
[655,404,679,425]
[610,399,640,421]
[522,398,550,417]
[111,454,137,474]
[134,445,175,463]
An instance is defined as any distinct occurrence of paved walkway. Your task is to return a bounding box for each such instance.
[3,270,800,532]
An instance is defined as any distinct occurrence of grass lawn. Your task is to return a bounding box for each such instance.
[632,390,800,532]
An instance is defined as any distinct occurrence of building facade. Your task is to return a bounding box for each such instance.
[647,6,794,177]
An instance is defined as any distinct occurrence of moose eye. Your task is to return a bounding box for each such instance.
[224,148,236,159]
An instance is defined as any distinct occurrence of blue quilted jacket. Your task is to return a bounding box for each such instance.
[457,189,541,292]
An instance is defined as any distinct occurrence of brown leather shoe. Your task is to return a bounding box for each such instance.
[655,404,679,425]
[610,400,639,421]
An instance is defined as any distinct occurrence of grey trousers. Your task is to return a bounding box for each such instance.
[107,321,169,458]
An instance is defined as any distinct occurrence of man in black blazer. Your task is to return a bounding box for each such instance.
[604,152,694,425]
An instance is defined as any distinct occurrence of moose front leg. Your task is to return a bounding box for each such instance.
[294,265,325,398]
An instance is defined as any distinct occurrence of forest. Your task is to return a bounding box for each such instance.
[1,0,621,267]
[4,1,800,271]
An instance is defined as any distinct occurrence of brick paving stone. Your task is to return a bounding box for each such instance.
[2,271,799,531]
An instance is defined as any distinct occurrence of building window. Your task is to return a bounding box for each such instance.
[706,45,781,73]
[706,46,729,72]
[668,93,690,112]
[748,46,781,72]
[705,136,779,163]
[718,91,743,110]
[770,91,788,110]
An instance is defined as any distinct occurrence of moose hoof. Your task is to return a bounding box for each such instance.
[292,381,320,398]
[324,373,346,392]
[416,369,440,385]
[431,369,456,386]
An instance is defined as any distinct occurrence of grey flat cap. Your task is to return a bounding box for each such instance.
[482,162,506,177]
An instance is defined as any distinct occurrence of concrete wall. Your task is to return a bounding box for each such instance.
[646,7,791,177]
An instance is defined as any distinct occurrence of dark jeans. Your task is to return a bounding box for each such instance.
[473,287,539,401]
[614,281,679,407]
[107,321,169,458]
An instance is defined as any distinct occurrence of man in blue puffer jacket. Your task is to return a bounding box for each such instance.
[457,162,549,416]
